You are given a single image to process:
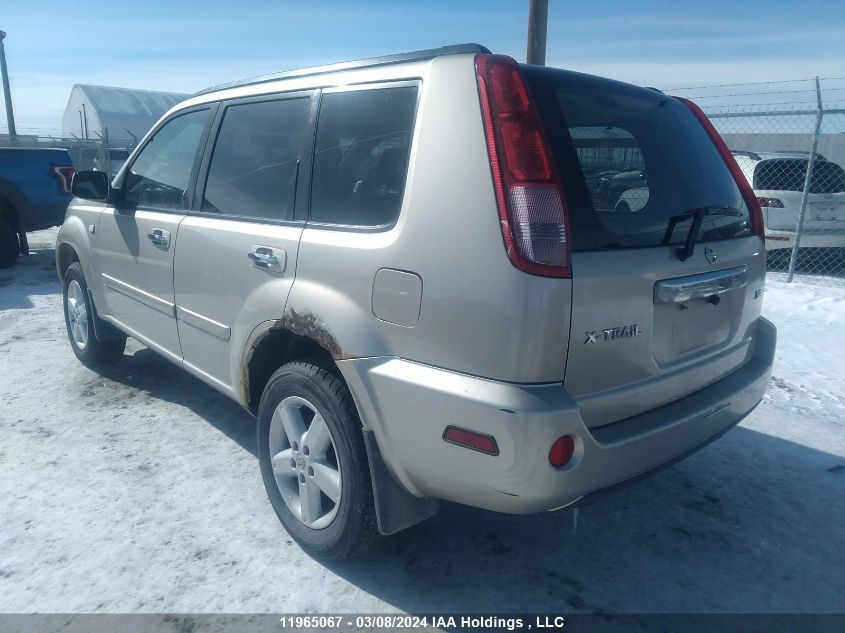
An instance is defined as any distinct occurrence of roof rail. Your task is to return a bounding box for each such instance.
[194,43,491,97]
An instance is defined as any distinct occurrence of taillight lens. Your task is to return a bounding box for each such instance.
[674,97,764,238]
[51,165,76,195]
[476,54,571,277]
[757,196,785,209]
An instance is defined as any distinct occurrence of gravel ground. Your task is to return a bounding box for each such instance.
[1,229,844,614]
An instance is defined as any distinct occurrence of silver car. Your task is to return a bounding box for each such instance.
[57,44,776,559]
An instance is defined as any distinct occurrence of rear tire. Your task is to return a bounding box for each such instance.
[63,262,126,368]
[257,361,378,560]
[0,220,19,268]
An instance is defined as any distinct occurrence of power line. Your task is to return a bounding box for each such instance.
[683,87,845,99]
[704,100,845,109]
[668,76,845,91]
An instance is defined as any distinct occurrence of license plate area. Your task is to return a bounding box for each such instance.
[652,266,747,364]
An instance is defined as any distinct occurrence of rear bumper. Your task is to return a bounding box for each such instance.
[24,204,68,233]
[338,317,776,514]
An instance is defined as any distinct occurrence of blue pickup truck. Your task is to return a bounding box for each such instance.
[0,147,75,268]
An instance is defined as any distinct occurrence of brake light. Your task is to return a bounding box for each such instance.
[51,165,76,195]
[757,196,785,209]
[476,54,571,277]
[674,98,764,238]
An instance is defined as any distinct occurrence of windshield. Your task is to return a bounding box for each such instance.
[523,66,752,251]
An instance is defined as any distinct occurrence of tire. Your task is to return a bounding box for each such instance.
[0,220,18,268]
[257,361,378,559]
[63,262,126,368]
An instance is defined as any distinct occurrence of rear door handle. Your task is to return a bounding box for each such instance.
[654,265,747,304]
[147,228,170,247]
[247,246,286,272]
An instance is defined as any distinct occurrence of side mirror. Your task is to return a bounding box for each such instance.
[71,170,111,201]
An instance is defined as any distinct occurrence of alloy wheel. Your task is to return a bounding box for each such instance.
[268,395,342,529]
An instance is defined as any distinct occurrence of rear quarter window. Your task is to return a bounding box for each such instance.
[309,85,418,227]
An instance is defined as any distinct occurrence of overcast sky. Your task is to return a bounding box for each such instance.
[2,0,844,134]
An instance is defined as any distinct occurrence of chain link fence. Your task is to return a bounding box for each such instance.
[669,77,845,283]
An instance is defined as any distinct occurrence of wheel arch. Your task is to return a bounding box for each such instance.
[0,178,31,231]
[57,241,80,278]
[241,321,343,416]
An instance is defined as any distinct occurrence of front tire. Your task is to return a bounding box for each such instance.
[63,262,126,368]
[257,361,378,559]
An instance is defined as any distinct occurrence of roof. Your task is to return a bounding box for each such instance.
[74,84,188,117]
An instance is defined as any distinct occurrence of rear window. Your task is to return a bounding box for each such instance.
[754,159,845,194]
[524,67,752,251]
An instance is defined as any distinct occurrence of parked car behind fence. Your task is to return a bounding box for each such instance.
[732,150,845,268]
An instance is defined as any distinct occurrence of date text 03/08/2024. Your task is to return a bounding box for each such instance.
[278,615,568,630]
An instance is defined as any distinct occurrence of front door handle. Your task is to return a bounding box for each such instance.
[147,228,170,248]
[248,246,286,272]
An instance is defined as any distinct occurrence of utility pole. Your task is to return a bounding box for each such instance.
[526,0,548,65]
[0,30,17,141]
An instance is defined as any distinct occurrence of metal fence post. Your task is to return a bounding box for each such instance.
[787,76,824,282]
[102,127,110,179]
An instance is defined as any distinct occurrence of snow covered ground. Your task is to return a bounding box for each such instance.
[1,229,843,614]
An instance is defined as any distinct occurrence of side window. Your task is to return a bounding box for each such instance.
[310,86,418,227]
[202,97,310,220]
[123,109,210,210]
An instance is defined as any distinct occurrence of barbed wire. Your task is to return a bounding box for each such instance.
[667,76,845,90]
[679,87,845,99]
[703,100,845,109]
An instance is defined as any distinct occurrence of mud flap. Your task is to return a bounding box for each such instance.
[86,288,125,342]
[362,428,439,535]
[18,231,28,255]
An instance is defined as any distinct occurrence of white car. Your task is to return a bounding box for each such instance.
[731,150,845,253]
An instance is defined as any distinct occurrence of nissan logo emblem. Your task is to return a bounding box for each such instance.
[704,247,717,264]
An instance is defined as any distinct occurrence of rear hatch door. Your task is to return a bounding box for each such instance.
[525,67,766,428]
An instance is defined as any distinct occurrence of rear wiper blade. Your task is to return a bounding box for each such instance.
[662,206,741,261]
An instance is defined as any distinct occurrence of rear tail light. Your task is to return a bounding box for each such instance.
[756,196,785,209]
[674,98,764,238]
[51,165,76,195]
[476,54,571,277]
[443,425,499,456]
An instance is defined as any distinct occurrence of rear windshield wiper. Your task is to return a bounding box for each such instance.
[662,206,742,261]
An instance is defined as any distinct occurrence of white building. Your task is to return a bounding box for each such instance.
[62,84,188,145]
